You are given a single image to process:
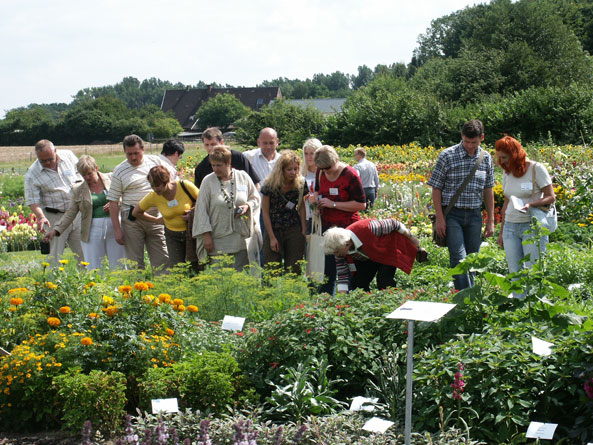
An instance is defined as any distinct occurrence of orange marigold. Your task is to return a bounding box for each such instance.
[187,305,199,313]
[134,282,149,291]
[118,285,133,294]
[165,328,174,336]
[88,313,99,319]
[81,337,93,346]
[158,294,171,303]
[59,306,71,314]
[172,298,184,306]
[102,305,119,317]
[10,297,24,306]
[8,287,28,294]
[47,317,61,327]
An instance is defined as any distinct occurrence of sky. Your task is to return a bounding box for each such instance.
[0,0,480,118]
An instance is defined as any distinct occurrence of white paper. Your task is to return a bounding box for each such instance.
[568,283,583,291]
[386,301,456,322]
[0,226,6,232]
[531,336,554,356]
[349,396,378,412]
[510,196,527,213]
[151,398,179,414]
[526,422,557,439]
[362,417,394,433]
[222,315,245,331]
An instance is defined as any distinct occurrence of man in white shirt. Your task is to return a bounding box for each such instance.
[108,134,168,271]
[243,127,280,186]
[24,139,84,265]
[353,147,380,208]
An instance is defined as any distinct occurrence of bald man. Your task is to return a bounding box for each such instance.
[243,127,280,183]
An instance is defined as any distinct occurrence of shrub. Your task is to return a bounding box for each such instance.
[54,369,127,437]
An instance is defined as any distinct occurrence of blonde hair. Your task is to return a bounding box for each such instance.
[76,155,98,175]
[263,150,304,191]
[301,138,322,175]
[314,145,340,170]
[323,227,352,255]
[209,145,232,164]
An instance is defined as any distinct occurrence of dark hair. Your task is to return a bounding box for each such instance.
[461,119,484,139]
[161,139,185,156]
[147,165,171,187]
[123,134,144,150]
[202,127,223,142]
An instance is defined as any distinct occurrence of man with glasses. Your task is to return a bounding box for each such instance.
[24,139,84,265]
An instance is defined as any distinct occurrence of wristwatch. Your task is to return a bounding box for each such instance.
[333,202,337,209]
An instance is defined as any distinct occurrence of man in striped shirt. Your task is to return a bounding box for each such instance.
[108,135,169,271]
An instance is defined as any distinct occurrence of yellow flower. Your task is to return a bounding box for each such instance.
[176,304,186,312]
[45,282,58,290]
[47,317,61,327]
[88,313,99,319]
[9,307,17,312]
[142,295,155,304]
[59,259,69,265]
[41,262,50,268]
[10,297,24,306]
[81,337,93,346]
[59,306,71,314]
[58,267,64,272]
[134,282,149,292]
[102,305,119,317]
[8,287,28,294]
[81,261,90,266]
[172,298,184,306]
[158,294,171,303]
[118,285,132,294]
[165,328,174,336]
[187,305,199,313]
[102,295,114,306]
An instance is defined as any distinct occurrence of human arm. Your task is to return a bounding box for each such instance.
[109,202,124,245]
[317,198,366,212]
[432,187,446,238]
[29,204,50,233]
[498,197,509,248]
[522,184,555,210]
[483,187,495,238]
[261,195,278,252]
[132,204,164,225]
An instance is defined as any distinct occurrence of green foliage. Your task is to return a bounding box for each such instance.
[236,100,327,148]
[0,174,24,198]
[137,351,254,414]
[195,93,250,130]
[54,369,127,436]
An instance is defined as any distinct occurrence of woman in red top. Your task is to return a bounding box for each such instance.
[313,145,366,294]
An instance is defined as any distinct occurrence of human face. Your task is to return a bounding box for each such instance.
[203,137,222,154]
[354,153,362,163]
[257,131,279,158]
[37,147,57,169]
[151,181,168,196]
[81,168,99,185]
[211,160,231,179]
[461,134,484,153]
[283,161,300,183]
[304,147,316,170]
[496,151,510,168]
[125,143,144,167]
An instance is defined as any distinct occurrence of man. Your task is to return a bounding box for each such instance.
[108,134,169,271]
[194,128,260,188]
[242,127,280,185]
[428,119,494,290]
[353,147,380,208]
[160,139,184,179]
[24,139,84,265]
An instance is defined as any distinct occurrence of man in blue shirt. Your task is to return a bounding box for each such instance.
[428,119,495,290]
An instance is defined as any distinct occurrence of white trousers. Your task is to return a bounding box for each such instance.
[82,217,126,271]
[46,211,84,266]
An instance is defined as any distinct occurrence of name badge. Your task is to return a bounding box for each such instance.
[520,182,533,191]
[63,169,74,177]
[348,263,357,272]
[168,199,178,207]
[285,202,295,210]
[475,171,486,180]
[329,188,339,195]
[236,185,247,193]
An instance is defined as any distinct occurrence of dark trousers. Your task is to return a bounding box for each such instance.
[351,261,397,292]
[364,187,376,208]
[263,225,306,274]
[164,227,187,269]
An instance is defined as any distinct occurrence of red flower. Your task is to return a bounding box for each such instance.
[235,332,244,337]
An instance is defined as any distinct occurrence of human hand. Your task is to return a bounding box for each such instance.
[236,204,248,216]
[181,209,192,221]
[38,217,50,233]
[270,237,280,253]
[318,197,335,209]
[43,230,56,243]
[497,232,504,248]
[114,228,125,245]
[483,221,495,238]
[203,233,214,253]
[435,217,446,238]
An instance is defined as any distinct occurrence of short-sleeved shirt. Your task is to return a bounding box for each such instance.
[503,161,552,224]
[24,150,82,211]
[138,180,198,231]
[315,165,365,228]
[194,150,261,188]
[427,143,494,209]
[107,155,163,211]
[262,182,309,229]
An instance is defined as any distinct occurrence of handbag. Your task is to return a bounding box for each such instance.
[429,150,486,247]
[306,210,325,282]
[529,163,557,233]
[178,180,198,262]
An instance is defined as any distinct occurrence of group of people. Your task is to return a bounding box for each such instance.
[25,118,553,295]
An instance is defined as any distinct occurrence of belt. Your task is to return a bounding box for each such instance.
[45,207,64,214]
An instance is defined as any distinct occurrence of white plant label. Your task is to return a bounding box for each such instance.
[526,422,557,439]
[531,336,554,356]
[222,315,245,331]
[386,301,455,322]
[151,398,179,414]
[362,417,394,433]
[349,396,378,412]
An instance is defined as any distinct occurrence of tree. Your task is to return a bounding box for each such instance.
[351,65,373,90]
[195,93,250,130]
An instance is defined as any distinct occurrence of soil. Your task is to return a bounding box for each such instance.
[0,432,81,445]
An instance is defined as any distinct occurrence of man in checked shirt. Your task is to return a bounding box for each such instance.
[428,119,495,290]
[24,139,85,265]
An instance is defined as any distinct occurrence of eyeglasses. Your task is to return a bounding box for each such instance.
[39,157,56,165]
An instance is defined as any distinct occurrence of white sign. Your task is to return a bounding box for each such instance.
[531,336,554,356]
[151,398,179,414]
[349,396,378,412]
[511,196,527,213]
[222,315,245,331]
[386,301,456,322]
[362,417,394,433]
[526,422,557,440]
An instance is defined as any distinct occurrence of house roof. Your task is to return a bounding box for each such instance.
[284,98,347,115]
[161,86,282,129]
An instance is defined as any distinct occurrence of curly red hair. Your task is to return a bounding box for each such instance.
[495,136,527,177]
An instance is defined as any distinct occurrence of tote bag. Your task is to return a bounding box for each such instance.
[529,163,558,233]
[306,211,325,282]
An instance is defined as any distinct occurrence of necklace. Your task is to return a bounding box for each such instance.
[217,170,235,209]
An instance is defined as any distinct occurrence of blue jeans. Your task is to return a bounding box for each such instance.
[364,187,376,208]
[503,221,547,273]
[446,208,483,290]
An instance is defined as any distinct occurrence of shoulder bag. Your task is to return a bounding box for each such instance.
[528,162,557,233]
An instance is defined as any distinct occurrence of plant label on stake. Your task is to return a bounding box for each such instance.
[349,396,378,412]
[151,398,179,414]
[222,315,245,331]
[387,301,456,445]
[526,422,557,440]
[531,336,554,356]
[362,417,394,433]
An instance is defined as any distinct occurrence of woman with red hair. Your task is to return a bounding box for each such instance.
[495,136,555,282]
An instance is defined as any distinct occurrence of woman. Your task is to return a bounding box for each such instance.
[192,145,261,271]
[132,165,198,268]
[496,136,555,275]
[301,138,323,233]
[261,150,308,274]
[44,155,125,270]
[313,145,366,294]
[323,218,428,292]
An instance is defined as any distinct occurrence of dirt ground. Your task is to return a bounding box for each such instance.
[0,432,81,445]
[0,144,160,164]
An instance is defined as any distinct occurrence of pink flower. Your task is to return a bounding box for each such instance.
[451,363,465,400]
[585,378,593,399]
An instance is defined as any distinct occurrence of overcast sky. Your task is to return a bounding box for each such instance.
[0,0,480,118]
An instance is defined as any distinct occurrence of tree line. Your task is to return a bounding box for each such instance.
[1,0,592,146]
